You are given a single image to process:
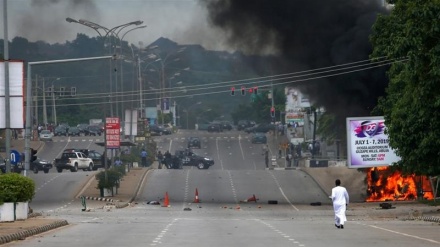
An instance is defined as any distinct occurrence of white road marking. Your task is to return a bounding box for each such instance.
[358,222,440,244]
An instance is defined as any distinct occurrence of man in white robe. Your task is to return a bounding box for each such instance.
[331,179,349,229]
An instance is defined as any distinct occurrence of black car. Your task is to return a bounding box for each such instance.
[54,126,68,136]
[237,120,251,131]
[149,125,172,136]
[30,158,53,174]
[174,150,214,169]
[83,150,109,170]
[67,127,81,136]
[77,123,89,134]
[221,121,233,131]
[251,132,267,144]
[188,137,201,149]
[85,125,102,136]
[245,123,276,133]
[207,123,223,132]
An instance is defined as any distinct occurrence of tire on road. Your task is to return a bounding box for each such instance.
[71,164,78,172]
[197,162,206,169]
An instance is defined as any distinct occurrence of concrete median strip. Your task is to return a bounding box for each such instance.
[0,219,68,245]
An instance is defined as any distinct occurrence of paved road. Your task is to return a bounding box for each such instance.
[3,130,439,246]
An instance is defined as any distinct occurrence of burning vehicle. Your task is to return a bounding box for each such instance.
[366,167,435,202]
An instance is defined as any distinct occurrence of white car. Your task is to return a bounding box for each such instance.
[39,130,54,141]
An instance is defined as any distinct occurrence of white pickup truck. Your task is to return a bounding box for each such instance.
[54,151,94,173]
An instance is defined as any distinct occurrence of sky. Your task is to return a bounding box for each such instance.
[0,0,228,50]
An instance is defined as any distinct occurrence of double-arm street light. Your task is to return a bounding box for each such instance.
[66,18,144,118]
[143,46,186,124]
[117,25,146,135]
[138,57,162,115]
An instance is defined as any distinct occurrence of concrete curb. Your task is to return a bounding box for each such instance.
[402,216,440,223]
[78,167,151,208]
[81,196,114,202]
[0,219,68,245]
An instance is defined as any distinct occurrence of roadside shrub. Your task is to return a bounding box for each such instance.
[112,165,126,176]
[95,169,122,189]
[0,173,35,203]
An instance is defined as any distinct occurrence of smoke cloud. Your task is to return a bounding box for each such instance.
[201,0,389,121]
[15,0,99,43]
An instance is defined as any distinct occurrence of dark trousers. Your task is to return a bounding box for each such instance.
[141,157,147,167]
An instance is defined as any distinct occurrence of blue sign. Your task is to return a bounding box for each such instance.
[10,150,21,165]
[162,98,169,111]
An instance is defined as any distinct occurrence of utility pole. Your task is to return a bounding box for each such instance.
[138,56,143,116]
[34,74,39,127]
[42,78,47,125]
[52,84,57,126]
[311,108,317,159]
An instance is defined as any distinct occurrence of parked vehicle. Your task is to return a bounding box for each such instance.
[54,126,68,136]
[54,150,94,172]
[67,127,81,136]
[245,123,276,133]
[84,125,102,136]
[207,123,223,132]
[76,123,89,134]
[251,132,267,144]
[220,121,233,131]
[187,137,201,149]
[149,125,172,136]
[237,120,252,131]
[39,130,54,141]
[30,158,53,174]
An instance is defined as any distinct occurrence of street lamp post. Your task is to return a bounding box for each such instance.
[144,46,186,124]
[118,25,147,134]
[139,58,161,114]
[66,18,143,118]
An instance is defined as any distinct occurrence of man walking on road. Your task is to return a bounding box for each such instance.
[331,179,349,229]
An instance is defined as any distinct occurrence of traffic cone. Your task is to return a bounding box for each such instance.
[162,192,170,207]
[194,188,200,203]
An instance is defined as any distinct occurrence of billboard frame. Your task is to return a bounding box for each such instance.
[346,116,400,168]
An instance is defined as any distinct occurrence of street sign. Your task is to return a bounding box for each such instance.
[105,117,120,149]
[10,150,21,165]
[135,136,146,142]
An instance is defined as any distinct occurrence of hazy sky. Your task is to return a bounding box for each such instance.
[1,0,228,50]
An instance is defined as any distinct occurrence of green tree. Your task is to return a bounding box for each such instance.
[370,0,440,176]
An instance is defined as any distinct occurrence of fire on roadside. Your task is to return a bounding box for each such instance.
[366,166,434,202]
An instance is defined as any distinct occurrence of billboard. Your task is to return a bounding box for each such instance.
[0,61,24,129]
[124,110,137,136]
[105,117,120,149]
[346,116,401,168]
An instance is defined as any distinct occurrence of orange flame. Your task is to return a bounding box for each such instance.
[366,167,434,202]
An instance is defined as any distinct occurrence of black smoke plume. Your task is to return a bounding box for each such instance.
[201,0,389,123]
